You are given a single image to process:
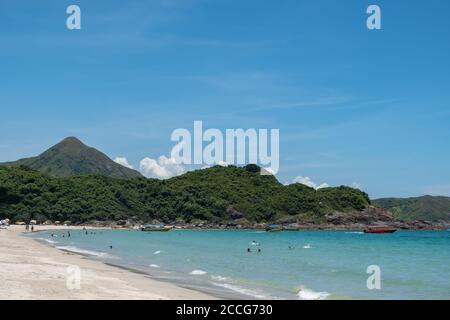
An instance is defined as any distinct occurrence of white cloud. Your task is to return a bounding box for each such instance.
[261,167,275,176]
[114,157,134,169]
[217,160,228,167]
[201,161,229,170]
[350,182,362,190]
[292,176,329,190]
[139,155,186,179]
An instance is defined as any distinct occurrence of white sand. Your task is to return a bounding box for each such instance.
[0,225,215,300]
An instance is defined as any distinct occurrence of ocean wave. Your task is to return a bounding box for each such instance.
[37,237,58,245]
[56,245,113,258]
[154,250,162,255]
[212,282,269,299]
[149,264,160,268]
[190,269,207,275]
[297,286,330,300]
[211,275,228,282]
[345,231,364,234]
[303,244,312,249]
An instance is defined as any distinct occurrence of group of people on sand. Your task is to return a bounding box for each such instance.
[25,224,34,232]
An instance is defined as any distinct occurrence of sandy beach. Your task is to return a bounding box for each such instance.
[0,225,214,300]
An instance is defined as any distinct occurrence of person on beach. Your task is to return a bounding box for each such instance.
[31,225,34,232]
[68,231,71,238]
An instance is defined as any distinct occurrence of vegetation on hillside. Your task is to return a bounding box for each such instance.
[0,165,370,224]
[373,196,450,222]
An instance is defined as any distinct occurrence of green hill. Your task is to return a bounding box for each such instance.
[1,137,142,179]
[0,165,370,224]
[373,196,450,222]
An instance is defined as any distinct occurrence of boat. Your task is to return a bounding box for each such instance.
[266,224,283,232]
[141,224,172,232]
[364,225,397,234]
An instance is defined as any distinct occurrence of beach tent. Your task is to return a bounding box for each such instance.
[30,220,37,225]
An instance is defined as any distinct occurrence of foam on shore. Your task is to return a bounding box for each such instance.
[56,245,114,258]
[212,282,270,299]
[297,286,330,300]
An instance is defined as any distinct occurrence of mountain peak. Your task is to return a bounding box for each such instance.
[59,136,84,145]
[1,137,143,179]
[51,136,88,152]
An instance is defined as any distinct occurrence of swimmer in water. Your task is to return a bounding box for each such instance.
[252,240,261,246]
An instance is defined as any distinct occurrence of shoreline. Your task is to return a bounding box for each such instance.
[0,225,216,300]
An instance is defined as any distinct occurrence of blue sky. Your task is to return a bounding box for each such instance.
[1,0,449,198]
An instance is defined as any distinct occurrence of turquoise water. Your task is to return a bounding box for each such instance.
[33,229,450,299]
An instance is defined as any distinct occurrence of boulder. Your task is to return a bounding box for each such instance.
[226,206,245,220]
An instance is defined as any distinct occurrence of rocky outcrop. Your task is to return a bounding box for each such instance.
[325,206,394,225]
[226,206,245,220]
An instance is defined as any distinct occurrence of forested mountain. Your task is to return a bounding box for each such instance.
[1,137,142,179]
[0,164,370,224]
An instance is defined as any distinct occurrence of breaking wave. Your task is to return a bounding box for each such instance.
[189,269,207,275]
[37,237,58,245]
[212,282,270,299]
[56,245,113,258]
[211,275,228,281]
[297,286,330,300]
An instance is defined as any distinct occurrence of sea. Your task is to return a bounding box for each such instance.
[31,229,450,300]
